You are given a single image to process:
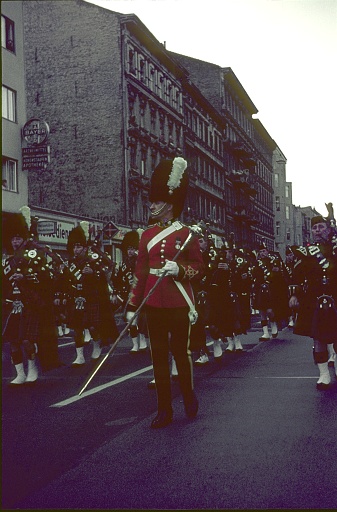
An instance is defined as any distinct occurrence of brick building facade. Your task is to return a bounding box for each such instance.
[22,0,279,251]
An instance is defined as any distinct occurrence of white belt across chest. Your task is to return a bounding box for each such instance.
[146,221,182,253]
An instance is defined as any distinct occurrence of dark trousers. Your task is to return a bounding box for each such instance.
[146,306,194,412]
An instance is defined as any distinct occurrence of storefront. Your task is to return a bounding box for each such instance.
[2,205,134,266]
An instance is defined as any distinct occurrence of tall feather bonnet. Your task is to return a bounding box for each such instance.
[2,206,31,251]
[67,221,90,254]
[149,157,189,217]
[121,230,140,253]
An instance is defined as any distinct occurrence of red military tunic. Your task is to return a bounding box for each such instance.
[128,221,204,310]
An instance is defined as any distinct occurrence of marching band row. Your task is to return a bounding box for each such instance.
[2,200,337,403]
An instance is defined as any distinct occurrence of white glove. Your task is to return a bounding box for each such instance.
[126,311,136,324]
[163,260,179,276]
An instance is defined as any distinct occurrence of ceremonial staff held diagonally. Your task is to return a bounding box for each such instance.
[78,224,202,395]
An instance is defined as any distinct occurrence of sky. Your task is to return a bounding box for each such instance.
[87,0,337,216]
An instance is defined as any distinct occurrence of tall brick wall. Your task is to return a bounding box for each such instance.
[23,0,126,223]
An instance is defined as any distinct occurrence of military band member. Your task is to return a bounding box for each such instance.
[285,245,299,328]
[228,247,254,351]
[289,211,337,389]
[191,225,215,365]
[251,243,289,341]
[66,223,118,366]
[53,261,71,337]
[208,238,243,357]
[113,230,148,353]
[126,157,204,429]
[2,208,59,383]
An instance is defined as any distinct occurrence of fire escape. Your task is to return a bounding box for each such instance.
[229,141,258,247]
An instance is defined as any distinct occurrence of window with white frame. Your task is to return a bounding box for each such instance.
[2,157,18,192]
[1,15,15,53]
[286,206,290,220]
[276,221,280,236]
[2,85,17,122]
[274,173,279,188]
[275,196,280,211]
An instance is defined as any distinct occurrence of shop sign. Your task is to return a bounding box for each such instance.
[22,118,49,145]
[36,220,57,235]
[22,145,50,171]
[38,220,76,244]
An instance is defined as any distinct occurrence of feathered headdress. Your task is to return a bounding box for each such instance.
[2,209,30,251]
[121,230,140,253]
[19,205,31,230]
[167,157,187,195]
[79,221,90,242]
[149,157,189,217]
[67,222,89,254]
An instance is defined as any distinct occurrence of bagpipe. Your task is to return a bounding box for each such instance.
[67,229,114,286]
[3,236,65,287]
[2,236,67,329]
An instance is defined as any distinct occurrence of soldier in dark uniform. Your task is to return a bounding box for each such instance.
[208,238,243,357]
[251,243,289,341]
[2,208,60,383]
[191,225,215,365]
[66,223,119,366]
[126,157,204,429]
[53,261,71,337]
[227,247,254,351]
[289,211,337,389]
[113,230,148,353]
[285,245,299,328]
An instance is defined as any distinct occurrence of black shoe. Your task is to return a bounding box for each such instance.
[150,409,173,429]
[184,391,199,419]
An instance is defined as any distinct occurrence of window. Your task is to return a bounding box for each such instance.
[2,85,17,122]
[128,49,136,74]
[274,173,279,188]
[2,157,18,192]
[1,15,15,53]
[275,196,280,211]
[285,185,289,198]
[286,206,290,220]
[276,221,280,236]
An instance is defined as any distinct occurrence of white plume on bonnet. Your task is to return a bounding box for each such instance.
[79,221,90,241]
[167,157,187,195]
[19,205,31,229]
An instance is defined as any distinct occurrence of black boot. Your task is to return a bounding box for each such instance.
[184,391,199,419]
[150,408,173,429]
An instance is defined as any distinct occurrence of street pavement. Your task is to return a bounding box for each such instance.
[4,323,336,511]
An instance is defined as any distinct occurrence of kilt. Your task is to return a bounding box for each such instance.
[208,285,243,338]
[3,306,40,342]
[295,294,337,343]
[68,301,100,330]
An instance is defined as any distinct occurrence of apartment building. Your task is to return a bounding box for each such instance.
[273,145,294,259]
[20,0,283,253]
[2,1,28,218]
[167,54,276,250]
